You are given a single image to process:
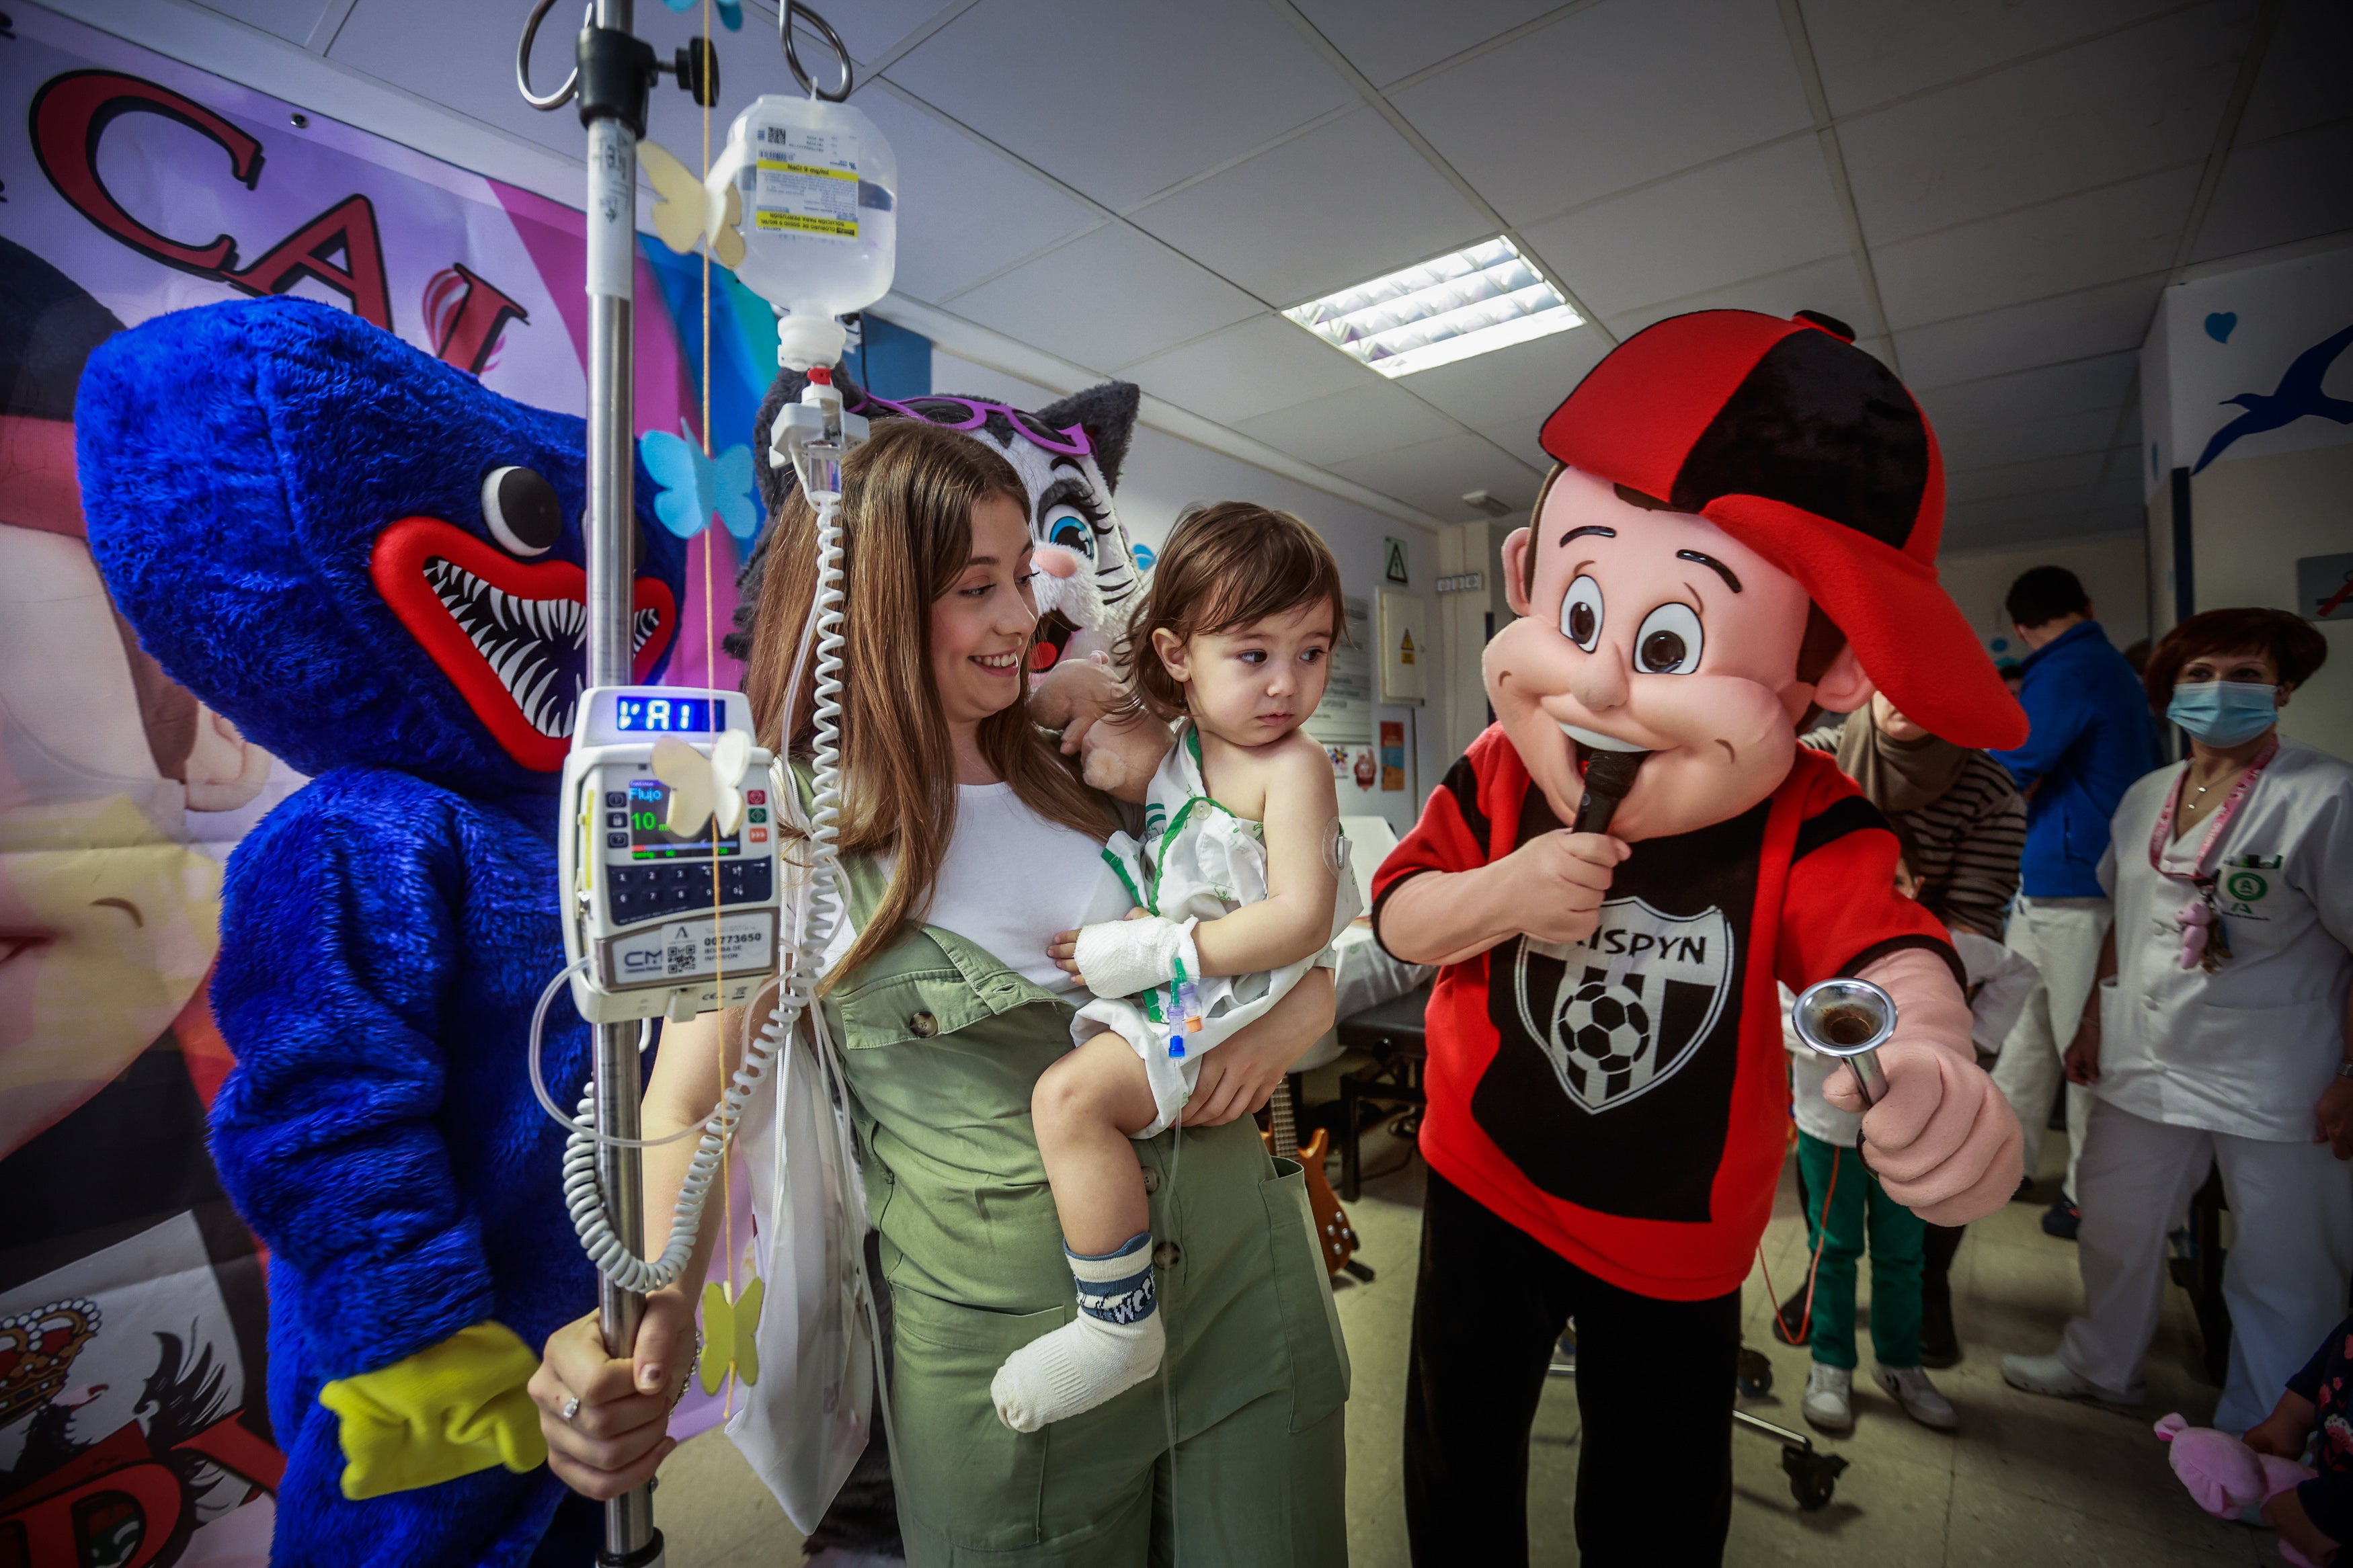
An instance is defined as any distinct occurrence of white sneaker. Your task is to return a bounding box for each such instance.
[1999,1351,2143,1407]
[1875,1364,1959,1430]
[1802,1362,1853,1434]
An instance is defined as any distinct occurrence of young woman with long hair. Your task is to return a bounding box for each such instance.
[528,420,1349,1564]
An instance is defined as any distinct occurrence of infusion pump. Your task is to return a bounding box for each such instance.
[558,686,781,1024]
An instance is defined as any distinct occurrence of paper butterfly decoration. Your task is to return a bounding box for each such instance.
[651,730,752,837]
[638,140,745,269]
[659,0,742,28]
[640,420,759,542]
[699,1272,762,1395]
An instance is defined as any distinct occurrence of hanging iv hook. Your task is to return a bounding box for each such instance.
[516,0,586,111]
[783,1,854,101]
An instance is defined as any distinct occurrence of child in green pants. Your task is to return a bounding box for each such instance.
[1782,856,1962,1434]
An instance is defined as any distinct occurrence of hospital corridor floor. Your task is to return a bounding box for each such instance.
[657,1134,2255,1567]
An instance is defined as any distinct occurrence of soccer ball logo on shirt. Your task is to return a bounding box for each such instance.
[1514,896,1733,1113]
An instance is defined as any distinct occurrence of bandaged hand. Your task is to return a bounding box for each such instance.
[1821,947,2023,1226]
[1066,914,1201,998]
[317,1320,547,1499]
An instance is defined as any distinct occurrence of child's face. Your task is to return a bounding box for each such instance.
[1152,599,1335,748]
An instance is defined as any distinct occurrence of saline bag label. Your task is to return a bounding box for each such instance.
[746,124,860,240]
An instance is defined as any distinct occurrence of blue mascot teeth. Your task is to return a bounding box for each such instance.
[422,556,657,737]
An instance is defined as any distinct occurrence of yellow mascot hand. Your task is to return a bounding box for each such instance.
[317,1321,549,1500]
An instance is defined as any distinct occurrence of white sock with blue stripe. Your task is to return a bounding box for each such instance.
[990,1232,1164,1432]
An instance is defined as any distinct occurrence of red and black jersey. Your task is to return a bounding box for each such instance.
[1371,726,1958,1301]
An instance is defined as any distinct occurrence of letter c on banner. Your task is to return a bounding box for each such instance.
[30,69,266,275]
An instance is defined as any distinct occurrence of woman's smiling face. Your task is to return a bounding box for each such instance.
[928,492,1040,733]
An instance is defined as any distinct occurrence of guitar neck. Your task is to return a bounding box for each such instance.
[1268,1075,1298,1160]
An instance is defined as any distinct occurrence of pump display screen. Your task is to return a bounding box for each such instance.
[614,696,723,733]
[627,779,740,859]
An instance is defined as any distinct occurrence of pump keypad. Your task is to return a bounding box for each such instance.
[606,858,774,924]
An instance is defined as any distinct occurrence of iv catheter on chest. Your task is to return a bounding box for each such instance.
[518,2,893,1557]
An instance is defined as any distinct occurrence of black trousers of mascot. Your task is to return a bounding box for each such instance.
[1403,1171,1739,1567]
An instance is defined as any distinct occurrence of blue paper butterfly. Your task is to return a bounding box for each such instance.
[659,0,742,28]
[640,420,759,540]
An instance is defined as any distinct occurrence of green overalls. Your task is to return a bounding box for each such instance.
[820,839,1351,1565]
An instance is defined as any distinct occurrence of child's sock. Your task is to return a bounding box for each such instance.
[990,1232,1164,1432]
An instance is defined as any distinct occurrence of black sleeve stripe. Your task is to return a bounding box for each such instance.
[1371,866,1437,964]
[1792,794,1891,862]
[1839,933,1968,992]
[1441,755,1489,848]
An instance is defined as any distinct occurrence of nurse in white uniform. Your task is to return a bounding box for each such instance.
[2001,608,2352,1431]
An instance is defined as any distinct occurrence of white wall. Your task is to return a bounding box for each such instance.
[934,349,1447,837]
[2139,239,2353,761]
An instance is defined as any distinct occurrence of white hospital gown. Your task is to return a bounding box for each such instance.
[1076,720,1363,1134]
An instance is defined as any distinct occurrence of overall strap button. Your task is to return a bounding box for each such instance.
[907,1010,939,1038]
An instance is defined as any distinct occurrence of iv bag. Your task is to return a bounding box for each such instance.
[725,1011,875,1532]
[709,94,897,370]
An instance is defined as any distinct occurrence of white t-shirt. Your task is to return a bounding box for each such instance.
[821,780,1131,996]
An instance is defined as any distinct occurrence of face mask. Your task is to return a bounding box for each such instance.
[2166,680,2278,746]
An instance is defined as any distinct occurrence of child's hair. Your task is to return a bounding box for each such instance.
[1119,501,1347,721]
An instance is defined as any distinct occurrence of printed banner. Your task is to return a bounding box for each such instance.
[0,9,816,1559]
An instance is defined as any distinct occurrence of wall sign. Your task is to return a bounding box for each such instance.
[1384,536,1410,585]
[2297,552,2353,622]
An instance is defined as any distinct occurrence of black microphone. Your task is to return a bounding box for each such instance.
[1570,747,1648,836]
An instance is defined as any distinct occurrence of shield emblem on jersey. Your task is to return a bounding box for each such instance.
[1512,896,1734,1113]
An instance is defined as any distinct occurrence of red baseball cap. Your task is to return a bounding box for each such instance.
[1538,309,2027,750]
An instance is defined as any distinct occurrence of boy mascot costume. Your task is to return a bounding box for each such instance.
[75,296,684,1566]
[1373,309,2028,1567]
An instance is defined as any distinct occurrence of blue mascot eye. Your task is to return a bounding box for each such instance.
[1049,516,1093,557]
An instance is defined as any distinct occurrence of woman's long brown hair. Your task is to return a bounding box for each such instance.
[744,419,1112,985]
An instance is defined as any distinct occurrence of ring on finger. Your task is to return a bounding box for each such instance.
[561,1396,582,1423]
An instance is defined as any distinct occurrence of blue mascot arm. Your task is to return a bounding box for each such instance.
[208,773,494,1379]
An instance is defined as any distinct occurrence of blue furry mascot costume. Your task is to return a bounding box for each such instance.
[75,296,685,1567]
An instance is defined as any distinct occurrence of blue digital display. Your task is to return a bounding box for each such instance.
[614,696,721,733]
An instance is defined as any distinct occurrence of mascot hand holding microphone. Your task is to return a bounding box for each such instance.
[1373,309,2028,1567]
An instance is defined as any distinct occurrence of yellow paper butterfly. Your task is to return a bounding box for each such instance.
[650,729,751,838]
[638,139,746,269]
[699,1273,762,1395]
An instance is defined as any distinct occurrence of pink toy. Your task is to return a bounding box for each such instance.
[2155,1413,2318,1564]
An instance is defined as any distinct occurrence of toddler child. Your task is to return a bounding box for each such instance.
[2241,1315,2353,1565]
[1782,854,2038,1433]
[989,502,1360,1432]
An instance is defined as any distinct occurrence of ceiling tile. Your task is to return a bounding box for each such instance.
[854,89,1103,302]
[1493,427,1553,477]
[1932,406,2124,474]
[1292,0,1564,88]
[1797,0,2185,118]
[1602,255,1872,341]
[1945,452,2108,504]
[1897,274,2163,390]
[943,224,1260,371]
[2231,0,2350,145]
[1943,483,2143,549]
[1839,3,2251,245]
[1400,325,1610,432]
[1518,136,1846,319]
[1122,316,1373,426]
[883,0,1356,210]
[1389,0,1811,226]
[1327,432,1543,520]
[1912,351,2139,434]
[1127,108,1490,308]
[2189,119,2353,265]
[1236,381,1460,468]
[1870,165,2200,330]
[192,0,333,45]
[793,0,966,67]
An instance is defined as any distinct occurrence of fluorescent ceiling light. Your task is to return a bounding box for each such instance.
[1283,238,1582,378]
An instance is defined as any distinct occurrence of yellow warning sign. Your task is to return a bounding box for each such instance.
[1399,630,1416,665]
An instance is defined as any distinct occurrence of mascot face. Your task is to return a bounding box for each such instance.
[1493,466,1815,841]
[78,299,684,791]
[744,375,1143,674]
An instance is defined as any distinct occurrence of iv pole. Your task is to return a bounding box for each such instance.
[518,3,707,1561]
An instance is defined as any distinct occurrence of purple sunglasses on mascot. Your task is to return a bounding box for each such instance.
[844,389,1094,458]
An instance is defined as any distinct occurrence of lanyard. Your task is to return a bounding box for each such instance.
[2146,737,2277,971]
